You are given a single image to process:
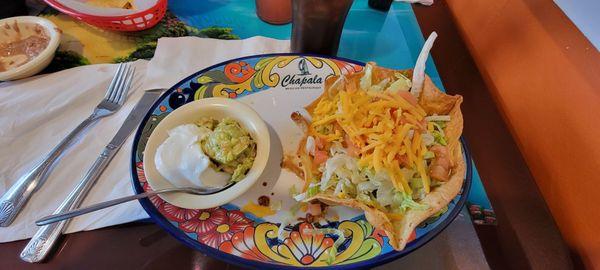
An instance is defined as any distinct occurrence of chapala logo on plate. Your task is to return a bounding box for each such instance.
[279,58,328,90]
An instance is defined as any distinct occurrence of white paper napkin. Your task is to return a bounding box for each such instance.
[143,36,290,90]
[395,0,433,6]
[0,36,290,243]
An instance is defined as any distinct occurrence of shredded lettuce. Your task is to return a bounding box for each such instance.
[333,176,345,196]
[305,135,316,156]
[375,179,395,207]
[393,192,429,212]
[341,179,356,198]
[356,193,375,206]
[324,174,340,192]
[294,184,318,201]
[357,170,395,206]
[360,64,373,90]
[409,178,423,189]
[431,122,447,146]
[293,183,322,201]
[432,131,447,146]
[423,150,435,159]
[364,168,387,183]
[432,121,447,131]
[408,178,426,200]
[422,133,435,146]
[401,168,416,180]
[386,72,412,93]
[357,181,378,194]
[293,192,306,201]
[425,115,451,122]
[369,78,390,92]
[329,141,347,156]
[321,155,346,190]
[313,149,431,214]
[306,184,320,198]
[320,154,363,191]
[332,177,357,198]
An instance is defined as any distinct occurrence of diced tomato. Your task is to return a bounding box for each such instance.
[390,108,399,123]
[344,134,360,157]
[397,91,418,106]
[419,118,428,131]
[315,136,325,150]
[431,145,449,156]
[397,154,409,166]
[429,145,451,181]
[313,150,328,166]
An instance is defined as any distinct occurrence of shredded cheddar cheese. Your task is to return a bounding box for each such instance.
[309,88,432,195]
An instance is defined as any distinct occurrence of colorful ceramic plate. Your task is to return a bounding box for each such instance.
[130,53,472,269]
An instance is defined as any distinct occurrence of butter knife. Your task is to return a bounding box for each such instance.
[20,89,164,263]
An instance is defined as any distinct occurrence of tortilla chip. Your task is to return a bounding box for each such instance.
[299,63,464,251]
[87,0,135,9]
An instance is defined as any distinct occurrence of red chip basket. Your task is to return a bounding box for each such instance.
[44,0,167,31]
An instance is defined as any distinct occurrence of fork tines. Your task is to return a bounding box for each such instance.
[105,63,135,105]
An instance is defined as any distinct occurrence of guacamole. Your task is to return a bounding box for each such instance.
[199,118,256,182]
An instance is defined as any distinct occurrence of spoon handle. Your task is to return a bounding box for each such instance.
[35,189,164,226]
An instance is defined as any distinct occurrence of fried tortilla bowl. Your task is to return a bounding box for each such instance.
[288,63,464,251]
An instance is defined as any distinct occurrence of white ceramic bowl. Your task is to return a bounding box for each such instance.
[0,16,61,81]
[143,98,270,209]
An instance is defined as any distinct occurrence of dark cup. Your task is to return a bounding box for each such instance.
[368,0,393,11]
[1,0,27,19]
[291,0,354,56]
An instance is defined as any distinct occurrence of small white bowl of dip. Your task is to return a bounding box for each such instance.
[0,16,61,81]
[143,97,271,209]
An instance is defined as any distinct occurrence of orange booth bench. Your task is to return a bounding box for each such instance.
[443,0,600,268]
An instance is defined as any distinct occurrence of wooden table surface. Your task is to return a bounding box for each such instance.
[0,1,573,269]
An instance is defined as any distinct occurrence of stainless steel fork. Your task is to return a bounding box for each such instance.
[0,63,135,227]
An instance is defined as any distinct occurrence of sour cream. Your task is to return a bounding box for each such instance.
[154,124,230,188]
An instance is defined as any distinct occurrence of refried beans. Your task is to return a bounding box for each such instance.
[0,21,50,72]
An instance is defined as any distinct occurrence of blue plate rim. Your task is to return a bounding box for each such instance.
[129,52,473,270]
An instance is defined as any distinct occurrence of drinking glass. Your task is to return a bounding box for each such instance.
[291,0,354,56]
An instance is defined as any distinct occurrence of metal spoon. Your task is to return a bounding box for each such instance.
[35,183,235,226]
